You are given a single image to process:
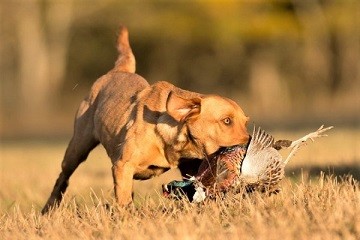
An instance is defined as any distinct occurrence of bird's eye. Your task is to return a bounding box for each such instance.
[223,117,232,125]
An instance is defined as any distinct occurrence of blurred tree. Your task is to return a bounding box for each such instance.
[15,0,73,115]
[0,0,358,137]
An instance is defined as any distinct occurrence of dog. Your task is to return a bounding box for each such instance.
[42,26,249,214]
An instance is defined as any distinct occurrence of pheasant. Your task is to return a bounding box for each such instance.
[163,125,333,202]
[237,125,333,193]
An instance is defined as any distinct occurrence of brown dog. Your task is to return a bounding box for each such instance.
[42,26,249,214]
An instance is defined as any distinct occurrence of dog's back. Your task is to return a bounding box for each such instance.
[87,27,149,150]
[85,26,147,104]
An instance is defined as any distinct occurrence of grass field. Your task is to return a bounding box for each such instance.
[0,127,359,239]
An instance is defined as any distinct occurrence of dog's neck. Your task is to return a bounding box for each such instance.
[162,127,206,166]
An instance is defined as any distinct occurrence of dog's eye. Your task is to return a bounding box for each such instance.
[223,117,232,126]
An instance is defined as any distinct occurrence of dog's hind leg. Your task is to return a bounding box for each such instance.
[42,102,99,214]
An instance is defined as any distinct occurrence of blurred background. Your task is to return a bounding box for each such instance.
[1,0,359,138]
[0,0,359,209]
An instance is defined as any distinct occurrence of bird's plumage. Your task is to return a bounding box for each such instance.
[239,127,285,193]
[163,125,333,201]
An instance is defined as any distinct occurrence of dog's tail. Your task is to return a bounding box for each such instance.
[114,26,136,73]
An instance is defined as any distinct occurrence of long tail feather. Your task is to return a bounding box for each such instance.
[283,125,333,164]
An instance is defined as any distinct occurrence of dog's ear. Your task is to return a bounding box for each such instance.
[166,91,201,122]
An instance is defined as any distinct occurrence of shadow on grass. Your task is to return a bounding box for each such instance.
[286,163,360,181]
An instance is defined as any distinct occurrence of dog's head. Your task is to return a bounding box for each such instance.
[166,92,250,156]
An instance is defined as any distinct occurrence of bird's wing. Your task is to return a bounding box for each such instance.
[240,127,283,183]
[248,126,275,152]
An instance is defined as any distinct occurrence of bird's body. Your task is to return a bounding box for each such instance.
[163,125,333,201]
[196,145,247,194]
[238,128,285,193]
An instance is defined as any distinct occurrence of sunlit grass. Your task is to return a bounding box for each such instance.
[0,176,359,239]
[0,128,359,239]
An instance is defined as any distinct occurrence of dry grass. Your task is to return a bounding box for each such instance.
[0,127,359,239]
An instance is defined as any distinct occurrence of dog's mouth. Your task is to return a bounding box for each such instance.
[210,136,251,158]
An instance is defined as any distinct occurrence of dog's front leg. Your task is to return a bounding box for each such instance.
[112,160,135,206]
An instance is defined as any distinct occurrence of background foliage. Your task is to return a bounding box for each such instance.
[1,0,359,138]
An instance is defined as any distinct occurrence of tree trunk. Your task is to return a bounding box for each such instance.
[16,0,73,118]
[17,1,50,115]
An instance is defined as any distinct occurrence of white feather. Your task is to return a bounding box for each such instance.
[240,125,333,185]
[240,127,282,183]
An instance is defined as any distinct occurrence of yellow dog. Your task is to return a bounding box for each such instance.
[42,26,249,214]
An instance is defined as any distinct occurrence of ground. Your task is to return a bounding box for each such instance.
[0,127,359,239]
